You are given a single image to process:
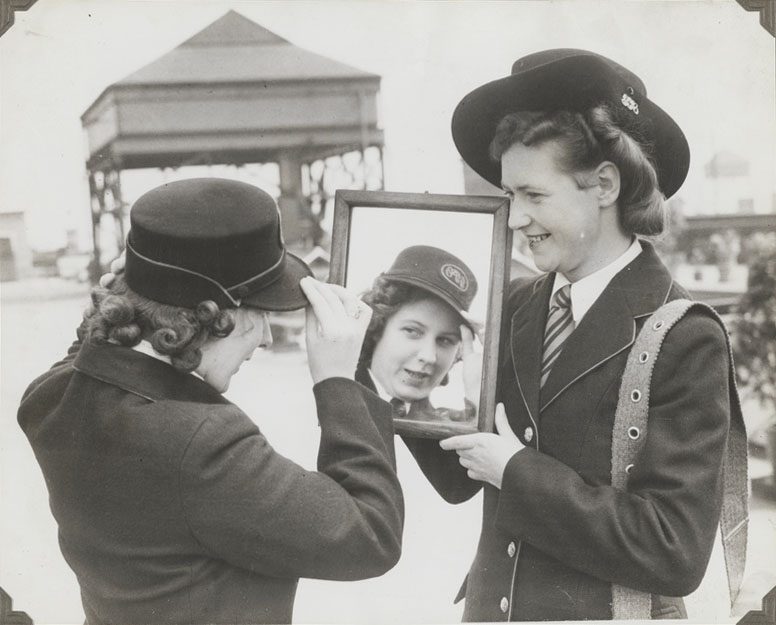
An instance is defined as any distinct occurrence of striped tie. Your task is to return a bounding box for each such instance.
[540,285,574,387]
[390,397,408,418]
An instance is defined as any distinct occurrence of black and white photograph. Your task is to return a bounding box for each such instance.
[1,1,775,624]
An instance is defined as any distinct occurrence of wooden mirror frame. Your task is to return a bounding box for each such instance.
[330,189,512,438]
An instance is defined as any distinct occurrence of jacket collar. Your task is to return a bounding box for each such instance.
[511,241,675,415]
[73,340,229,405]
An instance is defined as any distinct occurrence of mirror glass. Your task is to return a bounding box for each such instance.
[344,206,494,437]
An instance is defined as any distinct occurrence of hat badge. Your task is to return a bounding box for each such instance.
[621,92,639,115]
[441,264,469,292]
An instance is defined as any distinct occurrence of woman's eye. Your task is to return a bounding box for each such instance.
[438,336,458,348]
[402,326,421,338]
[525,191,542,201]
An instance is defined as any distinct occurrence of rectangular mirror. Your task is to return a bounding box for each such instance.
[330,190,511,439]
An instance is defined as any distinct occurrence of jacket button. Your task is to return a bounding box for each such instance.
[500,597,509,613]
[523,426,533,442]
[507,541,516,557]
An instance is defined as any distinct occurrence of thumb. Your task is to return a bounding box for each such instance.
[495,403,519,442]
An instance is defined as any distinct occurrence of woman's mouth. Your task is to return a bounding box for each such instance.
[402,368,431,387]
[526,233,550,249]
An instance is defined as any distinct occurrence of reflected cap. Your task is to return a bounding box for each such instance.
[383,245,478,317]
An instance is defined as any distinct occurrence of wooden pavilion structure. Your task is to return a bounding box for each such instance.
[81,11,384,275]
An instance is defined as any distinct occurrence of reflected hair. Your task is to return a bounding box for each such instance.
[489,107,666,236]
[359,276,455,386]
[83,275,236,372]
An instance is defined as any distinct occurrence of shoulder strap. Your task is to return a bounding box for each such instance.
[610,299,748,620]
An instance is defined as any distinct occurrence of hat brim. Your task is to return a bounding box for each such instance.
[451,54,689,198]
[385,275,475,331]
[241,252,313,311]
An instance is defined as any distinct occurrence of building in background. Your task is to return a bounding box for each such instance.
[80,10,384,278]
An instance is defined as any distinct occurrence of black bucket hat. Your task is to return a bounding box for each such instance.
[124,178,312,311]
[382,245,477,322]
[451,48,690,198]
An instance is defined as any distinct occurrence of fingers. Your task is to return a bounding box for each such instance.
[109,252,126,275]
[300,278,372,333]
[460,325,475,356]
[459,310,485,342]
[304,304,318,340]
[99,272,116,289]
[300,277,342,330]
[439,433,480,451]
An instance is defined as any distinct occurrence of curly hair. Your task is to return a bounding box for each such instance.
[83,275,236,372]
[489,106,666,236]
[358,276,456,389]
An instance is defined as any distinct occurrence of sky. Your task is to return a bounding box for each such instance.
[0,0,774,253]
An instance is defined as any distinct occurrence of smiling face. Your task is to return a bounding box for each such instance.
[196,307,272,393]
[501,140,613,282]
[370,297,462,403]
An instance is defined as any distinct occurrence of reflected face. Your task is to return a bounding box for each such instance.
[502,140,604,282]
[197,307,272,393]
[371,298,462,402]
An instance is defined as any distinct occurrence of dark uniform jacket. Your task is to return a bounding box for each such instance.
[18,339,404,625]
[404,242,736,621]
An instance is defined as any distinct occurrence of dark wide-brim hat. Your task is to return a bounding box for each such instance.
[382,245,477,324]
[124,178,312,311]
[451,48,690,198]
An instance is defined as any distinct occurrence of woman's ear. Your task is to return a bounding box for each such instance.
[595,161,621,208]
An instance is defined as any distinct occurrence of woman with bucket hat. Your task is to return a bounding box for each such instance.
[17,178,403,625]
[355,245,481,434]
[408,49,747,620]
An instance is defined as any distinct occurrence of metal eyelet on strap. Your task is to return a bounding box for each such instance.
[628,426,640,440]
[630,389,642,403]
[653,320,664,330]
[638,351,649,364]
[625,463,634,474]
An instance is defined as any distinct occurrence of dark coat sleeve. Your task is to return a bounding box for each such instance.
[495,311,731,596]
[178,377,404,581]
[402,436,482,504]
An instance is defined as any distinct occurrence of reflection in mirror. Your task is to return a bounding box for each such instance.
[348,207,492,438]
[330,191,510,440]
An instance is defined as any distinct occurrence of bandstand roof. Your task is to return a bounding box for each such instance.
[81,11,383,171]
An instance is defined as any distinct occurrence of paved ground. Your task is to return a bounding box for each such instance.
[1,279,774,624]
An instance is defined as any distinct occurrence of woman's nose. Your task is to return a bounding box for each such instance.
[416,338,438,364]
[508,198,531,231]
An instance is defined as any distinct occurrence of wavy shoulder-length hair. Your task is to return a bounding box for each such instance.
[83,275,236,372]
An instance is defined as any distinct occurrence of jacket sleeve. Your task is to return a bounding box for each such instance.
[178,377,404,581]
[495,311,731,597]
[402,436,482,504]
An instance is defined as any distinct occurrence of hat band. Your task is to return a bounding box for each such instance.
[124,238,286,309]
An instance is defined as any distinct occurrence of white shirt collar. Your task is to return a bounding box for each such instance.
[131,340,205,381]
[367,368,409,412]
[552,238,642,325]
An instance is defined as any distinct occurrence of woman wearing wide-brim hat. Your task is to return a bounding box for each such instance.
[17,178,404,624]
[405,49,747,621]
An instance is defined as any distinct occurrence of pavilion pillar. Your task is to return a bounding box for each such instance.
[277,152,312,247]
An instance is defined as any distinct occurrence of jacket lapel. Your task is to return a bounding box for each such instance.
[510,275,552,421]
[538,241,675,412]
